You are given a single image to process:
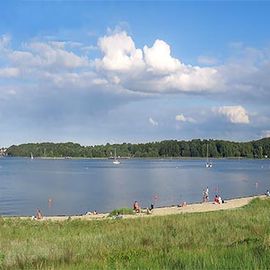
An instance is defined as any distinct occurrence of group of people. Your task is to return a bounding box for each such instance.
[33,188,269,221]
[203,186,224,204]
[214,195,224,204]
[133,201,154,214]
[35,186,270,221]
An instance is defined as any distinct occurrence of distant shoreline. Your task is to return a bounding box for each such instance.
[5,138,270,160]
[3,156,268,160]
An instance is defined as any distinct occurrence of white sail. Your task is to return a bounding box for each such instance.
[205,144,212,168]
[113,148,120,165]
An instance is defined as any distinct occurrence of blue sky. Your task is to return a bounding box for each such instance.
[0,1,270,146]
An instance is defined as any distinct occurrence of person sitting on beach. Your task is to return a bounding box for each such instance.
[214,195,220,204]
[178,201,187,207]
[133,201,141,213]
[218,196,223,204]
[35,208,43,220]
[150,203,154,211]
[115,211,123,219]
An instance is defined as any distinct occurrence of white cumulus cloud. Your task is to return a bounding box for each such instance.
[149,117,158,126]
[0,34,11,49]
[8,41,89,71]
[214,105,250,124]
[0,67,20,78]
[96,31,144,72]
[2,29,270,104]
[164,66,219,92]
[261,130,270,138]
[175,114,196,123]
[144,39,181,73]
[0,31,222,96]
[95,31,220,93]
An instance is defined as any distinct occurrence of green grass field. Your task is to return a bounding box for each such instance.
[0,198,269,269]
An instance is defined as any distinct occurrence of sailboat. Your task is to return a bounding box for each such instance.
[30,152,34,160]
[113,148,120,165]
[205,144,212,168]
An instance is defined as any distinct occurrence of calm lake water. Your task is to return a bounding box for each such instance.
[0,157,269,216]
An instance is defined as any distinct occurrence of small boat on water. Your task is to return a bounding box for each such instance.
[113,148,120,165]
[206,162,213,168]
[30,153,34,160]
[205,144,212,168]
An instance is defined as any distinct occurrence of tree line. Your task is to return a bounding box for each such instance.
[6,137,270,159]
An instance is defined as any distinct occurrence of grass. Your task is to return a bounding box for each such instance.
[109,208,134,217]
[0,198,269,269]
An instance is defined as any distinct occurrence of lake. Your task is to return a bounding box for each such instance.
[0,157,269,216]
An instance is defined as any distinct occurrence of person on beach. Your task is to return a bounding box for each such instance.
[214,195,219,204]
[265,190,270,197]
[115,212,123,219]
[205,187,209,202]
[218,196,223,204]
[35,208,43,220]
[214,195,223,204]
[133,201,141,213]
[178,201,187,207]
[48,197,53,208]
[203,187,209,202]
[203,189,206,202]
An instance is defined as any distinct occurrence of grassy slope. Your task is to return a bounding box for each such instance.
[0,198,270,269]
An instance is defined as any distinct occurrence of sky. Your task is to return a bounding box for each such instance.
[0,1,270,147]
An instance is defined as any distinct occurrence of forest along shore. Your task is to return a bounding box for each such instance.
[6,137,270,159]
[14,195,266,222]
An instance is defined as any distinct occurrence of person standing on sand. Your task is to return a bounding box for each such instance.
[203,189,206,202]
[205,187,209,202]
[35,208,43,220]
[203,187,209,202]
[48,197,53,208]
[133,201,141,213]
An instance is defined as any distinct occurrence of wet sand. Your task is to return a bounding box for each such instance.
[21,195,266,222]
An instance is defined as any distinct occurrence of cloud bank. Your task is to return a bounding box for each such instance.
[1,30,270,144]
[0,31,222,97]
[1,30,270,102]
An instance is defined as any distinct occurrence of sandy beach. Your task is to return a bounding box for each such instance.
[19,194,266,222]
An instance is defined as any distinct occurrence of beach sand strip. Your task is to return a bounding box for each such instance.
[15,195,266,222]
